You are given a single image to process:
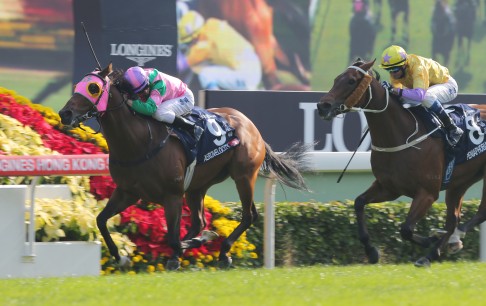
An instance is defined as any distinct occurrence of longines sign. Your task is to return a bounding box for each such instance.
[201,91,486,152]
[109,43,174,66]
[72,0,177,82]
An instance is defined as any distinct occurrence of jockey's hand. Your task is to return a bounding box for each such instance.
[381,81,402,97]
[127,99,133,107]
[381,81,393,92]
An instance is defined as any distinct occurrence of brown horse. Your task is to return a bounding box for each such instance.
[317,59,486,267]
[59,63,308,270]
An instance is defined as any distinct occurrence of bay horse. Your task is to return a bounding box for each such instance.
[317,59,486,267]
[59,63,308,270]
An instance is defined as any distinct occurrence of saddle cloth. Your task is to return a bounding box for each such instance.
[171,107,240,165]
[412,104,486,189]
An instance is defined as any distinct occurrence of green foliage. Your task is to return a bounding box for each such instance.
[244,200,481,266]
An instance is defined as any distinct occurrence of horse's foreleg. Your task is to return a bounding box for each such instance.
[354,181,399,264]
[401,193,436,248]
[163,195,183,271]
[96,189,138,264]
[354,195,380,264]
[183,191,207,241]
[418,191,463,268]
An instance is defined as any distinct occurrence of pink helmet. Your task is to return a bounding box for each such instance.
[124,66,148,93]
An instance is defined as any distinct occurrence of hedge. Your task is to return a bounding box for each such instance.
[237,200,481,266]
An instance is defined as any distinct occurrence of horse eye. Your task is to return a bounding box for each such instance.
[88,83,101,96]
[348,79,356,85]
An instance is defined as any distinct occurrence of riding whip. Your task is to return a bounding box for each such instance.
[337,127,369,183]
[81,22,102,70]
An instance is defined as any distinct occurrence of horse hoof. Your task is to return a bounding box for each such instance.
[365,246,380,264]
[218,256,232,269]
[414,257,431,268]
[448,241,463,254]
[118,256,131,271]
[166,259,181,271]
[201,230,219,242]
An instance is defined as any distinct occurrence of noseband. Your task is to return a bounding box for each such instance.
[341,66,389,114]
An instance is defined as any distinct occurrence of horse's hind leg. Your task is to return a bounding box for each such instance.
[96,188,138,265]
[458,180,486,236]
[218,174,259,268]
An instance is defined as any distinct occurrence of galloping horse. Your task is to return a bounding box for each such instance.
[317,59,486,267]
[59,63,308,270]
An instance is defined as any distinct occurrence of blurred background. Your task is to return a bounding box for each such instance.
[1,0,486,112]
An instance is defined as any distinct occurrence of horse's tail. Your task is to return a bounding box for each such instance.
[261,142,310,192]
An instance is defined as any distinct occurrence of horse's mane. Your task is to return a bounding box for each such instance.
[351,58,381,81]
[111,68,138,99]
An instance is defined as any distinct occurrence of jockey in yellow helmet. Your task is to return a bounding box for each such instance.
[380,45,463,146]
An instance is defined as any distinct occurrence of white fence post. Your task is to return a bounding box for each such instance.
[480,223,486,262]
[263,178,276,269]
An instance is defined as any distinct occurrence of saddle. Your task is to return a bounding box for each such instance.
[171,107,240,166]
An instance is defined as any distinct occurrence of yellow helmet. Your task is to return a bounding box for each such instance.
[379,45,408,69]
[178,10,205,44]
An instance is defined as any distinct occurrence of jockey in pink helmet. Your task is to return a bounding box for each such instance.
[124,66,203,141]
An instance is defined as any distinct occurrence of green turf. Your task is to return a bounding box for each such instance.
[0,262,485,306]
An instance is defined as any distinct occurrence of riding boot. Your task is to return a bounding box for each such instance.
[172,115,203,142]
[429,101,463,146]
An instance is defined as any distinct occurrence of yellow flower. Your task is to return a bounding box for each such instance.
[147,265,155,273]
[182,260,190,267]
[204,255,213,263]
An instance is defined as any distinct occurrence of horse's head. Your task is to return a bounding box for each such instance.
[317,59,376,121]
[59,63,113,127]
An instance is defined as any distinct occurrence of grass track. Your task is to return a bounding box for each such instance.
[1,262,485,306]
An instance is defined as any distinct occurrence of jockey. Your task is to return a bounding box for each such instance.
[379,45,463,146]
[124,66,203,141]
[177,10,262,90]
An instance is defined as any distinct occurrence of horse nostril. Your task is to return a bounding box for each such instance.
[58,110,73,125]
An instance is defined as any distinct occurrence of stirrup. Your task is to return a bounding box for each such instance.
[193,125,203,141]
[446,127,463,146]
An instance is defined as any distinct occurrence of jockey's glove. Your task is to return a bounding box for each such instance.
[381,81,393,92]
[381,81,402,97]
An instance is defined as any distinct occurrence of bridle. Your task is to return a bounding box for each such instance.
[72,71,127,129]
[340,65,390,114]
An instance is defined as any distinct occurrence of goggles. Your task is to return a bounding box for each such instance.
[385,66,402,73]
